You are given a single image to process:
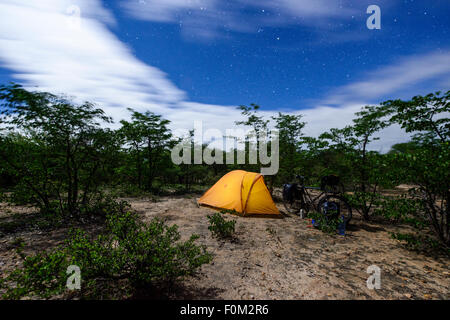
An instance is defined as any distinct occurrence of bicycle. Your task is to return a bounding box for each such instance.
[282,175,352,225]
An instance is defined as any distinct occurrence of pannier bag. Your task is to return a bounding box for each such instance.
[283,183,299,202]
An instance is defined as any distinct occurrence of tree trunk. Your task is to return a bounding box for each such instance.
[136,151,142,189]
[360,135,370,220]
[147,141,153,191]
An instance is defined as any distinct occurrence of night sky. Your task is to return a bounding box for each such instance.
[108,0,450,109]
[0,0,449,150]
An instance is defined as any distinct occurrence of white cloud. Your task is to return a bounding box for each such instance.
[122,0,213,23]
[170,102,411,153]
[125,0,354,22]
[0,0,185,110]
[323,51,450,105]
[259,0,356,18]
[121,0,358,39]
[0,0,442,154]
[299,105,411,153]
[1,0,117,26]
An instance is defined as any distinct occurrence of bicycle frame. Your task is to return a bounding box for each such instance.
[296,184,325,211]
[285,175,344,214]
[283,176,351,223]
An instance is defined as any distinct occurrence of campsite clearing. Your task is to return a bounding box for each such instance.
[0,195,448,300]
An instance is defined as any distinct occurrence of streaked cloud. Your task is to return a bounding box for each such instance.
[0,0,185,111]
[1,0,445,153]
[323,50,450,105]
[121,0,359,39]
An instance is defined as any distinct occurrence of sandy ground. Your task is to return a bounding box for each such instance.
[0,194,449,300]
[127,195,449,300]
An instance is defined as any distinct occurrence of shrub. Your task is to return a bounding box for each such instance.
[0,211,64,237]
[1,209,212,299]
[391,232,445,253]
[376,195,448,252]
[374,195,425,226]
[374,194,449,253]
[78,195,130,218]
[345,191,383,220]
[307,211,344,234]
[207,211,236,239]
[381,91,450,248]
[1,248,69,299]
[0,197,125,238]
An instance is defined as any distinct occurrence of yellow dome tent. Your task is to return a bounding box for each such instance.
[198,170,280,216]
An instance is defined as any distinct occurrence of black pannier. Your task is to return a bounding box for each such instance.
[320,175,340,191]
[283,183,299,202]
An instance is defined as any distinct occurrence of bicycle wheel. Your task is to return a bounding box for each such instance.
[317,195,352,225]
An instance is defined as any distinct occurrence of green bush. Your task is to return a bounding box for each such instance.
[345,191,383,220]
[0,196,125,238]
[375,195,448,252]
[391,232,445,253]
[0,211,64,237]
[207,211,236,239]
[307,211,344,234]
[1,249,69,299]
[1,209,212,299]
[374,195,425,225]
[78,195,130,218]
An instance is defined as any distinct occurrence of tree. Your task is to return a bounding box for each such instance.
[234,104,270,174]
[235,104,269,138]
[388,141,422,154]
[381,91,449,247]
[272,112,305,184]
[320,105,390,220]
[0,83,115,217]
[119,109,172,191]
[381,91,449,144]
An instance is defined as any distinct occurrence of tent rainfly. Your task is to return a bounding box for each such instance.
[197,170,280,216]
